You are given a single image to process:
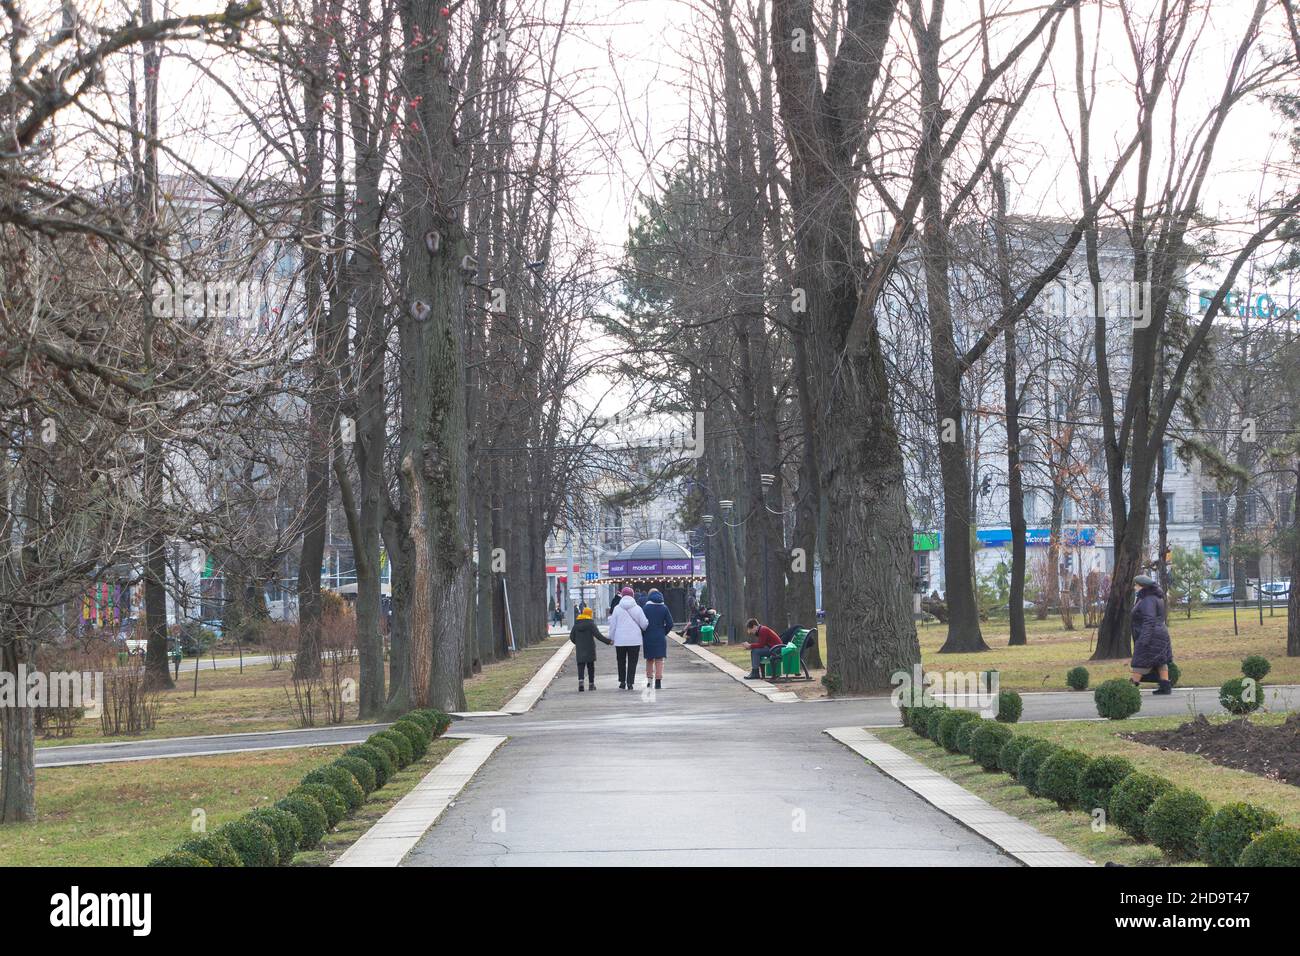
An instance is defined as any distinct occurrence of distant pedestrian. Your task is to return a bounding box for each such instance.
[641,589,675,689]
[1130,573,1174,695]
[608,586,649,690]
[569,607,611,692]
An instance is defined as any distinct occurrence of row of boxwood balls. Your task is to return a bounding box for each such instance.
[898,700,1300,866]
[1083,656,1272,721]
[148,709,454,867]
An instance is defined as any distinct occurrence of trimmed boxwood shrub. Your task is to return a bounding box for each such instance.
[367,733,401,767]
[938,711,981,753]
[1219,677,1261,715]
[335,755,378,795]
[1109,772,1174,841]
[392,719,431,759]
[148,851,213,867]
[1241,655,1271,682]
[295,783,347,828]
[216,818,279,868]
[920,702,951,738]
[996,690,1022,723]
[404,709,438,735]
[374,729,414,768]
[1095,678,1142,720]
[1036,749,1091,808]
[303,765,365,812]
[956,718,985,756]
[414,708,453,737]
[1078,756,1136,814]
[346,743,394,789]
[1237,826,1300,867]
[1199,803,1284,867]
[1066,666,1089,691]
[970,722,1013,771]
[924,705,950,741]
[1166,661,1181,687]
[1145,789,1212,861]
[175,833,242,867]
[276,794,328,850]
[1017,741,1062,796]
[247,807,300,865]
[998,734,1038,776]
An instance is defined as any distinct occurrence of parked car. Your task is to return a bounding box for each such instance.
[1255,581,1291,603]
[1202,584,1236,606]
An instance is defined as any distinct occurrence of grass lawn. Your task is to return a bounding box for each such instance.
[875,712,1300,866]
[37,634,564,747]
[463,635,565,711]
[0,739,458,866]
[707,606,1293,696]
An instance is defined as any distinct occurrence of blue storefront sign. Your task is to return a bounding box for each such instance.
[976,528,1096,547]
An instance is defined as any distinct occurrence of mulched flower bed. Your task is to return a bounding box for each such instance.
[1124,714,1300,788]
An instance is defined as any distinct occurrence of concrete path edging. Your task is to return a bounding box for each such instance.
[824,726,1091,867]
[677,637,800,702]
[452,641,575,719]
[333,734,507,867]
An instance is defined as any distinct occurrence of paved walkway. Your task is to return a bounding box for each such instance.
[400,646,1018,866]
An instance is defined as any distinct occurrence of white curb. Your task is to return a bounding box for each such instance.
[451,641,575,718]
[825,726,1091,867]
[333,734,507,867]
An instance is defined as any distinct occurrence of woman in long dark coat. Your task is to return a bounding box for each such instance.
[1129,573,1174,695]
[641,589,675,690]
[569,607,611,692]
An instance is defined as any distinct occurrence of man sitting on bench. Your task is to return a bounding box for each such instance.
[743,618,784,679]
[683,607,716,645]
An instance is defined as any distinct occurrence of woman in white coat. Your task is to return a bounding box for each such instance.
[608,586,649,690]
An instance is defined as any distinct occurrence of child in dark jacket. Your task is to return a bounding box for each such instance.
[569,608,612,691]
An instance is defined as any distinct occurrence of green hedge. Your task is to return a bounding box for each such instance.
[956,718,984,756]
[1066,666,1089,691]
[1077,756,1135,815]
[924,706,950,741]
[1145,789,1211,861]
[1219,677,1261,715]
[175,833,242,867]
[247,807,301,865]
[334,754,378,794]
[277,793,328,850]
[1238,827,1300,867]
[151,707,448,866]
[1240,655,1271,682]
[1109,772,1174,842]
[971,722,1013,771]
[302,765,365,813]
[1094,679,1142,720]
[346,743,395,789]
[1036,749,1090,809]
[996,691,1022,723]
[1198,803,1283,867]
[938,711,981,753]
[998,735,1038,777]
[1017,741,1061,796]
[216,818,279,867]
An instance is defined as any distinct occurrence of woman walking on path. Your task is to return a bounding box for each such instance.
[609,586,649,690]
[569,607,612,692]
[641,589,675,689]
[1130,573,1174,695]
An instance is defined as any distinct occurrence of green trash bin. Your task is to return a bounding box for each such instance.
[116,651,128,666]
[699,624,715,645]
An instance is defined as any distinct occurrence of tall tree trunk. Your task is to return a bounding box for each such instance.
[0,632,35,822]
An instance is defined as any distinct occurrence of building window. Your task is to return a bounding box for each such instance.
[1203,491,1219,525]
[1162,441,1174,471]
[1162,492,1175,522]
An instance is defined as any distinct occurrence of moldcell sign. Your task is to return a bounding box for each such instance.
[607,558,699,576]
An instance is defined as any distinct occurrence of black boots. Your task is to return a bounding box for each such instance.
[655,679,662,689]
[578,682,585,692]
[745,670,761,680]
[1154,680,1173,695]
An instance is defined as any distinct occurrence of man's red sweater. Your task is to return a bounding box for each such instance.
[751,625,783,649]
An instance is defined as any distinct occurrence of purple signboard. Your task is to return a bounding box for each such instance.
[663,557,693,574]
[628,559,663,575]
[607,560,629,575]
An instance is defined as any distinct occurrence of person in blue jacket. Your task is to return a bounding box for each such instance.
[641,589,675,690]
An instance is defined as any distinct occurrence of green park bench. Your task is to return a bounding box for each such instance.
[761,626,818,681]
[698,614,722,644]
